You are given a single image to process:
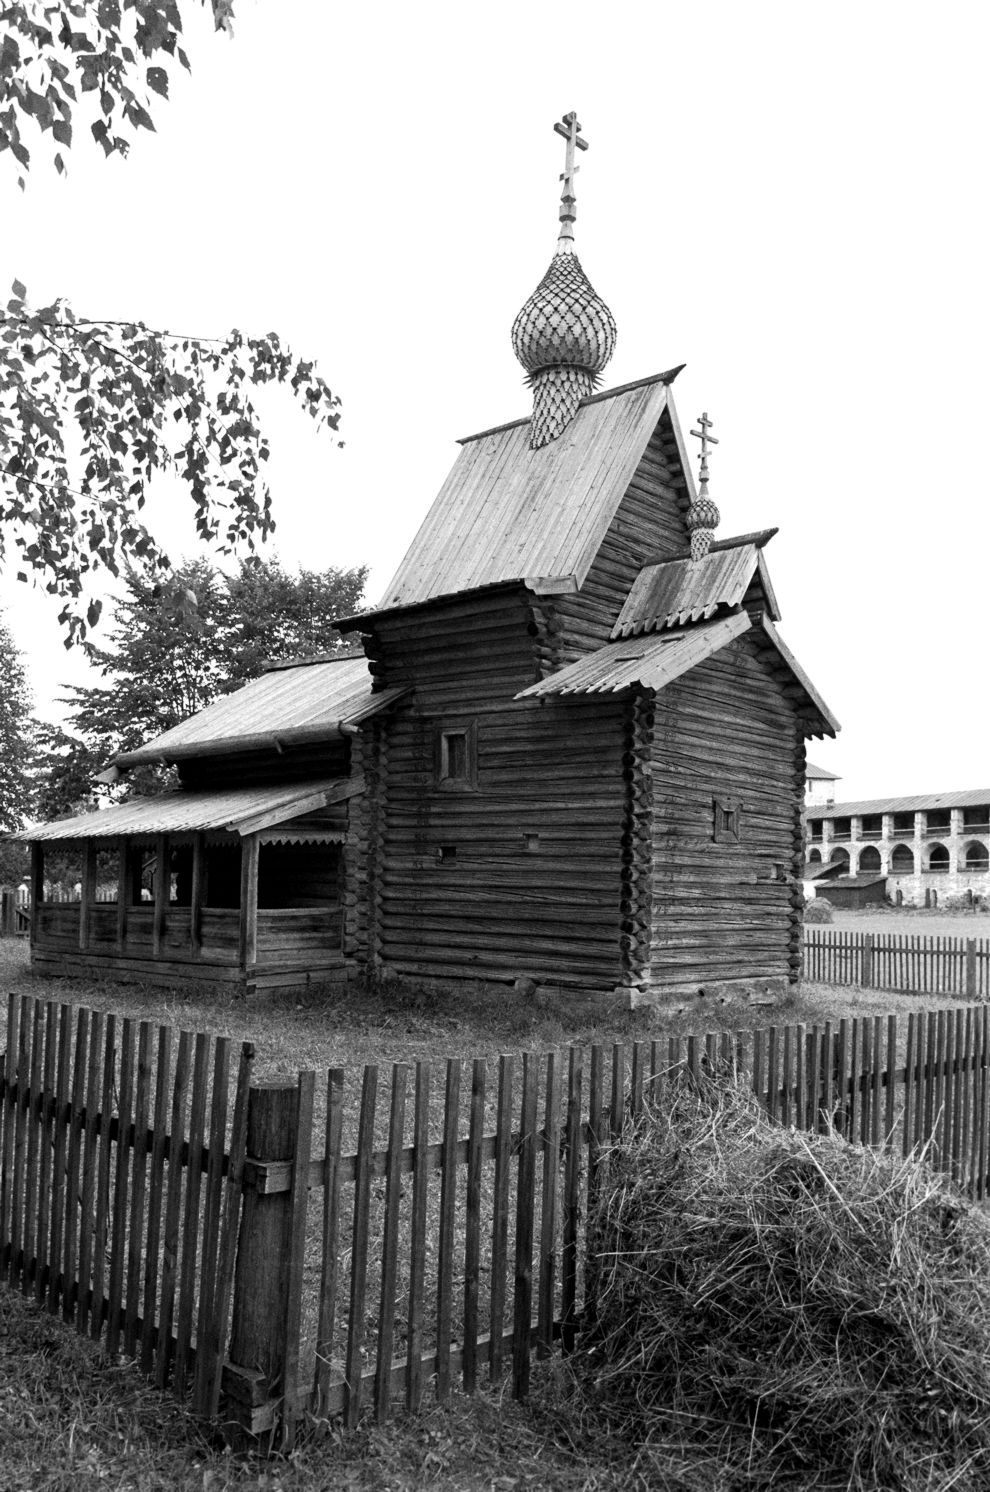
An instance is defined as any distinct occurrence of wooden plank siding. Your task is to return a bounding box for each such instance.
[362,591,628,991]
[648,634,804,996]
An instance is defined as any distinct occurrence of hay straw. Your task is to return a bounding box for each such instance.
[581,1071,990,1490]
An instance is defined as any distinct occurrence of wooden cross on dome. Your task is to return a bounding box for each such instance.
[690,411,719,463]
[553,111,588,242]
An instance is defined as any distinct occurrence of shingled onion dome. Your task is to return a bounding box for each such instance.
[512,113,616,450]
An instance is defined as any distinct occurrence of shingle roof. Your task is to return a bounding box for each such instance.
[116,656,403,767]
[17,780,352,843]
[516,613,751,698]
[807,790,990,819]
[368,375,678,615]
[611,542,777,638]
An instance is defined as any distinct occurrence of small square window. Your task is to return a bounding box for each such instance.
[713,796,742,844]
[436,720,478,790]
[436,844,457,865]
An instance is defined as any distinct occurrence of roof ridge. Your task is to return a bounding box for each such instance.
[456,366,685,445]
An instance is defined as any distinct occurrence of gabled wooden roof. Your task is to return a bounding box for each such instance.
[611,540,780,639]
[373,374,678,615]
[114,656,403,768]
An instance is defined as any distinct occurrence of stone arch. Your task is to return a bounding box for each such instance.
[829,847,850,870]
[859,845,882,872]
[965,841,990,872]
[927,842,950,873]
[808,848,822,864]
[890,843,914,874]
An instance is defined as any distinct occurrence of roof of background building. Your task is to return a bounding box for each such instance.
[806,763,840,781]
[807,790,990,819]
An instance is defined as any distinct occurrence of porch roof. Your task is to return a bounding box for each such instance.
[113,655,404,768]
[17,779,353,843]
[515,612,752,698]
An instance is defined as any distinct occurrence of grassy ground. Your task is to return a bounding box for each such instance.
[0,938,983,1490]
[829,907,990,939]
[0,1283,648,1491]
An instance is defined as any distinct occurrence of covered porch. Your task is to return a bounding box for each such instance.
[21,780,355,996]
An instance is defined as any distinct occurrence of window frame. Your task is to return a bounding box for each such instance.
[435,719,478,792]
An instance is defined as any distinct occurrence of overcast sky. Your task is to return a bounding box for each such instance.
[3,0,988,803]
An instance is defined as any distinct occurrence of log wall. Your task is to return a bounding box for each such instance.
[543,412,690,667]
[358,590,627,992]
[648,633,803,998]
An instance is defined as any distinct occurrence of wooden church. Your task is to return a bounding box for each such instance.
[21,114,838,1007]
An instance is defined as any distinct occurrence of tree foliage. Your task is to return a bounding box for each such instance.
[41,555,367,809]
[1,1,234,183]
[0,608,34,881]
[1,281,342,643]
[2,5,343,642]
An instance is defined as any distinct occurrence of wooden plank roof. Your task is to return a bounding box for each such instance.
[17,780,350,843]
[115,656,401,767]
[611,542,780,638]
[807,789,990,819]
[372,376,673,615]
[516,612,752,698]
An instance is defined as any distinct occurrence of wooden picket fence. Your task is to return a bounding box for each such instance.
[4,991,990,1442]
[805,927,990,996]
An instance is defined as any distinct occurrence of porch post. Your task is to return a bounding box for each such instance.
[30,842,43,944]
[239,834,259,972]
[116,841,128,951]
[153,833,169,957]
[79,841,97,950]
[190,833,204,956]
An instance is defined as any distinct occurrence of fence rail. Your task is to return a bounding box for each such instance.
[805,928,990,997]
[4,991,990,1442]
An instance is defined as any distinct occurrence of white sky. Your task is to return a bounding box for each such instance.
[2,0,988,803]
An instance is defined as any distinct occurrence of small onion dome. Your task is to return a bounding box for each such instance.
[686,492,721,561]
[512,249,617,449]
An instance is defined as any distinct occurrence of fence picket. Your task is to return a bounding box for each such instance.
[314,1065,345,1426]
[141,1026,172,1375]
[405,1062,430,1414]
[434,1059,459,1405]
[345,1062,378,1428]
[22,1001,44,1293]
[191,1036,229,1407]
[537,1050,561,1362]
[35,1002,57,1304]
[512,1050,538,1402]
[462,1058,484,1397]
[374,1063,407,1417]
[47,1006,72,1314]
[489,1054,513,1383]
[155,1026,191,1386]
[106,1017,135,1352]
[77,1011,104,1334]
[173,1031,209,1392]
[560,1047,581,1357]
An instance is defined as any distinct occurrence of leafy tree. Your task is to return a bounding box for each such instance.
[0,608,34,882]
[27,718,102,822]
[1,1,234,183]
[44,555,367,799]
[1,4,343,641]
[1,281,342,643]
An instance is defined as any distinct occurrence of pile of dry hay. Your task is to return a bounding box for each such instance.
[580,1073,990,1491]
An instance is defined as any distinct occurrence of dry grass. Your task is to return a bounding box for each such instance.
[580,1070,990,1490]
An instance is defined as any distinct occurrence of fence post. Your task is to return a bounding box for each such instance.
[861,934,874,989]
[225,1081,303,1439]
[966,940,977,1000]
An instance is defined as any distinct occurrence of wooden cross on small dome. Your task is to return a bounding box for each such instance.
[553,112,588,245]
[687,412,721,561]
